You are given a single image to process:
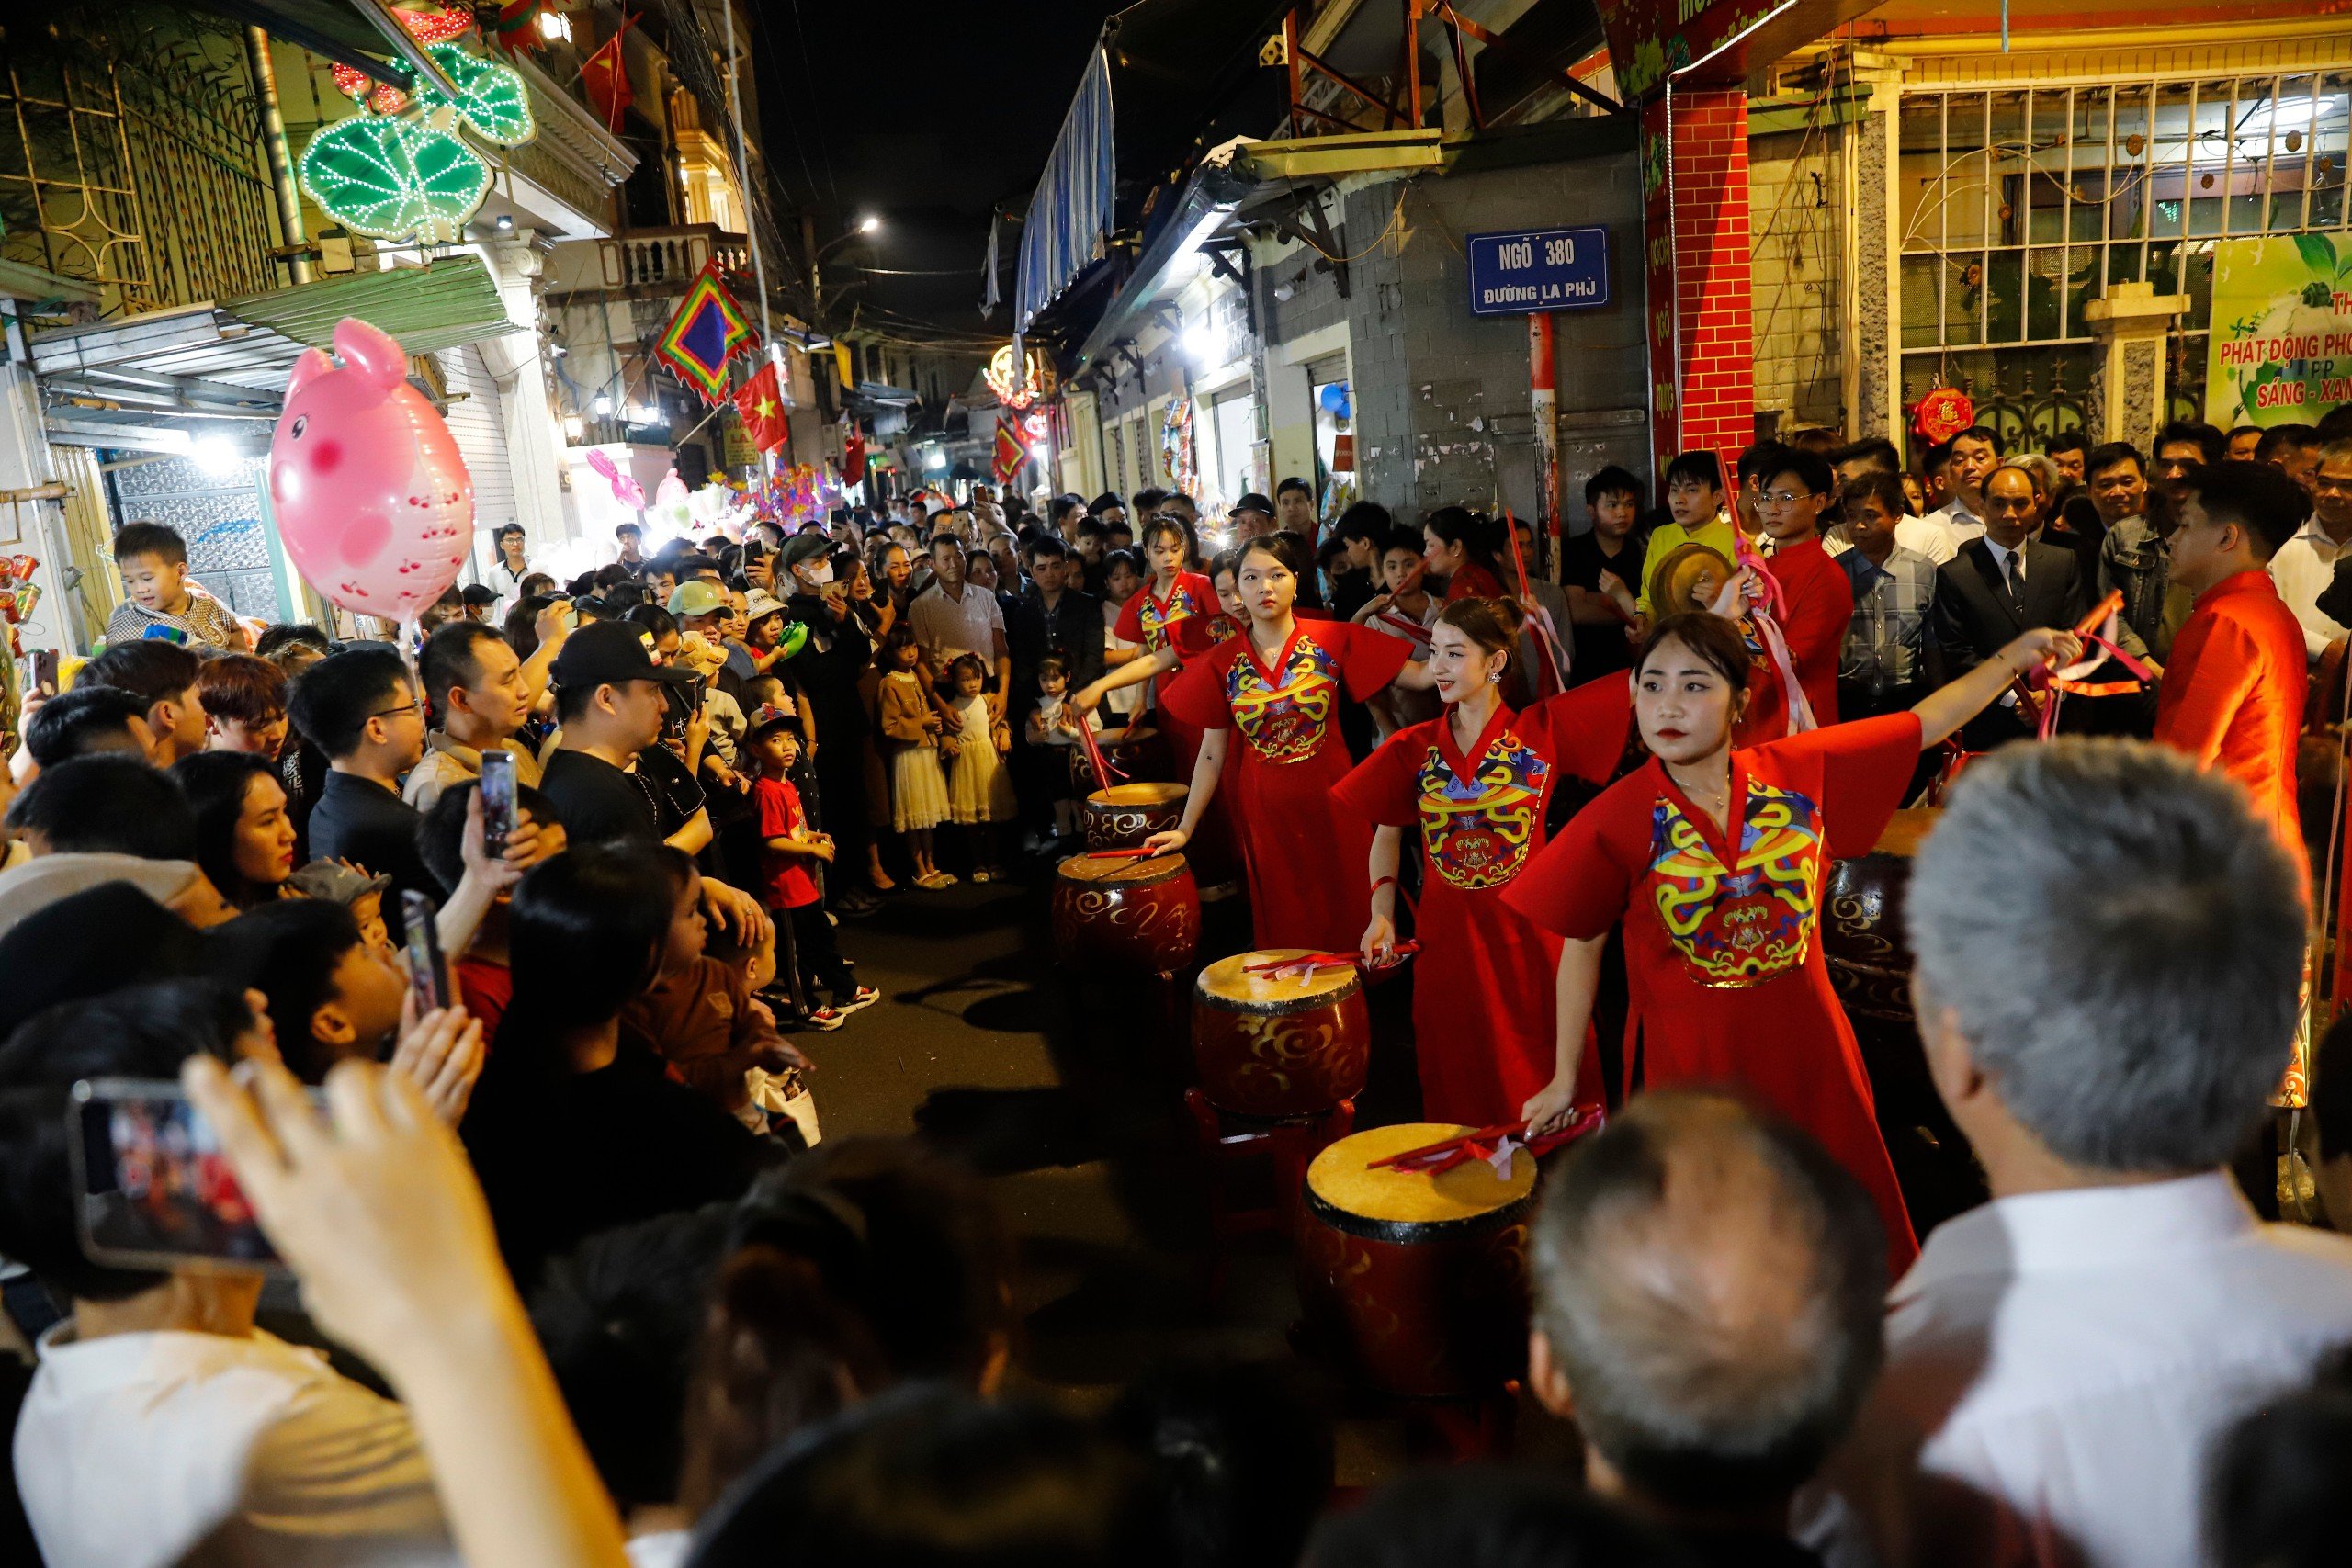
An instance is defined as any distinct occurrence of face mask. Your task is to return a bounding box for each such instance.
[797,560,835,588]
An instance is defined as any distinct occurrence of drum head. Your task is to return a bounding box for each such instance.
[1088,782,1186,808]
[1056,852,1189,887]
[1306,1122,1538,1240]
[1871,807,1939,859]
[1196,951,1360,1010]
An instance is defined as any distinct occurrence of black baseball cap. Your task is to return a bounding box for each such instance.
[548,620,695,694]
[1233,492,1275,517]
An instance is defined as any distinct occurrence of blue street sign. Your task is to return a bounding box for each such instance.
[1465,226,1611,317]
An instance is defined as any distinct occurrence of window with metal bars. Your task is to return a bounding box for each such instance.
[1896,72,2351,450]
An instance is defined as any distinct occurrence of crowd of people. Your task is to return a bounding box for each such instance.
[1,415,2351,1568]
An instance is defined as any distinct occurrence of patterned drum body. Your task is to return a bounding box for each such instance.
[1822,807,1985,1229]
[1191,953,1370,1118]
[1822,807,1937,1025]
[1051,852,1200,976]
[1082,782,1188,852]
[1298,1122,1536,1398]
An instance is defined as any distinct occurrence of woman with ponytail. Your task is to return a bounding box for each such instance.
[1421,506,1507,602]
[1504,611,2086,1276]
[1332,597,1636,1122]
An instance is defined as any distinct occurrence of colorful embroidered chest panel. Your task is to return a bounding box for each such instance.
[1225,634,1340,763]
[1137,587,1200,653]
[1414,731,1553,891]
[1645,779,1824,987]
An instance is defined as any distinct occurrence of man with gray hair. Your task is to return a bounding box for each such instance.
[1815,739,2352,1568]
[1528,1089,1887,1564]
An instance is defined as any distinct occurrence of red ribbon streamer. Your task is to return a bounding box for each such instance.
[1074,715,1125,794]
[1365,1106,1607,1176]
[1241,942,1420,981]
[1501,506,1572,698]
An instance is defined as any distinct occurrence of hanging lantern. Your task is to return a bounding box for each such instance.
[1911,386,1977,446]
[984,343,1054,410]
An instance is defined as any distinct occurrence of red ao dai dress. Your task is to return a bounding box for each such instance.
[1164,620,1412,954]
[1504,711,1924,1275]
[1334,679,1634,1123]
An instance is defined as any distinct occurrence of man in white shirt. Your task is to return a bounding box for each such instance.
[0,984,457,1568]
[1814,739,2352,1568]
[1826,439,1960,565]
[908,533,1012,719]
[1922,426,1998,545]
[2267,438,2352,660]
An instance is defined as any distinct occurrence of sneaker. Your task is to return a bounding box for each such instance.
[833,986,881,1015]
[801,1008,847,1032]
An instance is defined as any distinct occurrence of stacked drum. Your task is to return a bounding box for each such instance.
[1051,852,1200,976]
[1082,782,1189,852]
[1190,952,1371,1119]
[1821,807,1984,1229]
[1296,1122,1538,1398]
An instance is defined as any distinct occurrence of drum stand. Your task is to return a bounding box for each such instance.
[1181,1089,1355,1308]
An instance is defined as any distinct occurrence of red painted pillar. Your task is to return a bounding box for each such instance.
[1641,87,1754,491]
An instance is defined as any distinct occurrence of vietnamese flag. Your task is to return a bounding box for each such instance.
[582,17,635,132]
[734,362,789,456]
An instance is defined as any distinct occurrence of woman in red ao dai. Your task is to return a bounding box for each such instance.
[1505,611,2082,1275]
[1334,597,1633,1125]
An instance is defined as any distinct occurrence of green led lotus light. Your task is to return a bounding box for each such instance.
[299,43,537,244]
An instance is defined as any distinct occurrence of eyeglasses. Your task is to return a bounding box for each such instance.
[1758,490,1815,509]
[368,701,423,722]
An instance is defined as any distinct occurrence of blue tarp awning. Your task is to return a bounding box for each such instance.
[1014,48,1114,335]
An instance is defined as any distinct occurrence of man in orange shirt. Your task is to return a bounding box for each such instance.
[2153,460,2311,864]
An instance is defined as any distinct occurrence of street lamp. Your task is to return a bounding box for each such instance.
[809,217,882,324]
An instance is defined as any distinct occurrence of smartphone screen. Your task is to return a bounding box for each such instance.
[401,888,447,1015]
[70,1077,282,1271]
[479,748,515,859]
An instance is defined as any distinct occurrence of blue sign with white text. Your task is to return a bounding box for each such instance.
[1465,226,1611,316]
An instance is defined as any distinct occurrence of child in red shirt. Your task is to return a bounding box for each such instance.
[748,705,877,1031]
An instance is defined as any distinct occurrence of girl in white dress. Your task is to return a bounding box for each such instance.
[876,626,953,887]
[941,654,1015,881]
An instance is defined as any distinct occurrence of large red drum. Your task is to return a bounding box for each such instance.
[1190,952,1369,1118]
[1298,1122,1538,1398]
[1822,807,1938,1024]
[1051,852,1199,976]
[1082,781,1188,852]
[1822,807,1984,1232]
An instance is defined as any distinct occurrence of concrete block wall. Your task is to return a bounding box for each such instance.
[1748,126,1846,432]
[1324,151,1647,533]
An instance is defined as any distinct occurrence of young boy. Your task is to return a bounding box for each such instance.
[1562,465,1646,682]
[107,521,246,650]
[1634,452,1737,615]
[747,705,877,1032]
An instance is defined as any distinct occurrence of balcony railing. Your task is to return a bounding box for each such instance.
[545,224,751,297]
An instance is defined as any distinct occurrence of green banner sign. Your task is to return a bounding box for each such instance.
[2206,233,2352,429]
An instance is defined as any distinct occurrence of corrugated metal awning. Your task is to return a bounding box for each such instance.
[221,254,513,356]
[28,255,519,450]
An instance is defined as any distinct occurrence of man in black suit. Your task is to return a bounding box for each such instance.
[1929,461,2092,750]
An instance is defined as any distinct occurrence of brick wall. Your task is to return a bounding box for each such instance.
[1643,89,1756,483]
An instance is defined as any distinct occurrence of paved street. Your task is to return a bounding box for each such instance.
[808,867,1577,1479]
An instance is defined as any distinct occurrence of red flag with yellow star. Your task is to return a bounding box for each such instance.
[733,362,788,456]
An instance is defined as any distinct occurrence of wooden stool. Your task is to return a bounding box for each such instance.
[1182,1089,1354,1305]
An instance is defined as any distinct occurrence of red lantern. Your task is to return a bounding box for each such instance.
[1911,386,1976,446]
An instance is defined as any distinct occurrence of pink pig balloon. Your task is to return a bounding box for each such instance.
[268,318,473,621]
